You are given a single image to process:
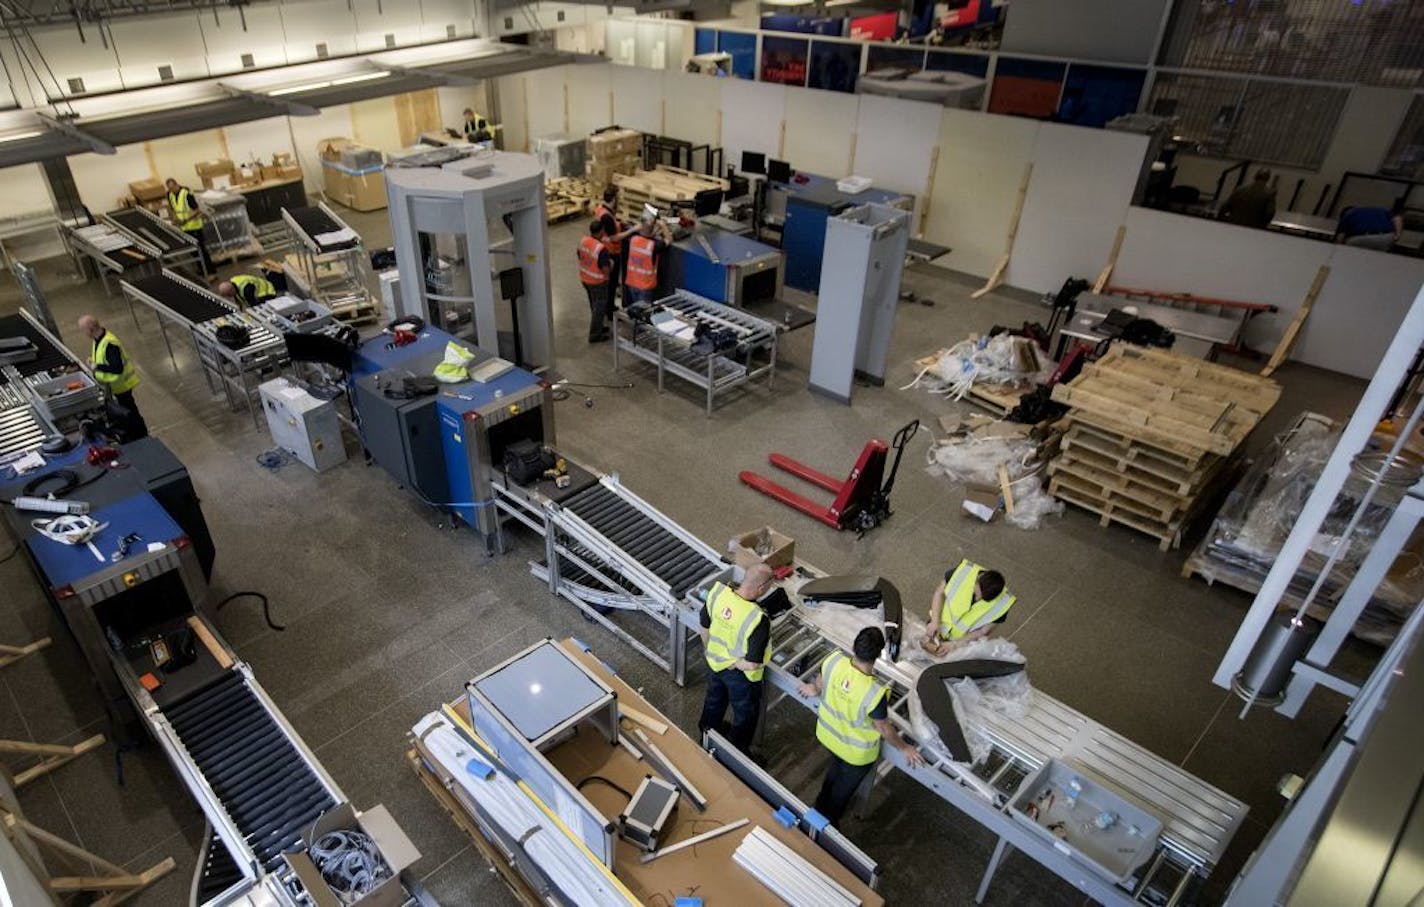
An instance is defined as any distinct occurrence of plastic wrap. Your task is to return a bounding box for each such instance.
[925,435,1062,530]
[907,336,1043,400]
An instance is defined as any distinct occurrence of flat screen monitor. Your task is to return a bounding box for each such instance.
[741,150,766,175]
[767,158,792,184]
[694,189,723,217]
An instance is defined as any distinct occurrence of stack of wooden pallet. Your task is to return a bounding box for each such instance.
[586,129,643,193]
[1046,345,1280,550]
[611,166,731,222]
[546,177,593,222]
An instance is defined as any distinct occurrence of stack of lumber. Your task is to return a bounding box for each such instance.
[586,129,643,193]
[611,166,732,222]
[1046,345,1280,550]
[546,177,593,222]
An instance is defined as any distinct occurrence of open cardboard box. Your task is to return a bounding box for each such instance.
[962,484,1002,522]
[729,526,795,570]
[284,803,419,907]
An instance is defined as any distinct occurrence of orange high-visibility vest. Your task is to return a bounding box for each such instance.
[577,236,609,286]
[626,235,659,291]
[596,204,623,255]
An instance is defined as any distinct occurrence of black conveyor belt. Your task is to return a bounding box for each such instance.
[107,208,184,253]
[0,314,72,377]
[288,206,358,251]
[196,831,243,901]
[560,484,719,597]
[165,671,336,871]
[128,274,230,325]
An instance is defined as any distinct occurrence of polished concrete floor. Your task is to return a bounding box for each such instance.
[0,201,1377,906]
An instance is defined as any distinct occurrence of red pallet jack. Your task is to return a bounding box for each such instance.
[740,420,919,535]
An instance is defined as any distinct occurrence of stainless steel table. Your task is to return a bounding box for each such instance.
[1055,291,1240,360]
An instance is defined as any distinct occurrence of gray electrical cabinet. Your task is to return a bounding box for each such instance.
[259,378,347,473]
[352,355,449,503]
[808,203,910,404]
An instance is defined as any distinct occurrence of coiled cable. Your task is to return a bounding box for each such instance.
[308,829,391,903]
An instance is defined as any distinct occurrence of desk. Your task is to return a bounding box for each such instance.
[1054,292,1239,360]
[1270,211,1336,239]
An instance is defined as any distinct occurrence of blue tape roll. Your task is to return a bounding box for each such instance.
[674,899,703,907]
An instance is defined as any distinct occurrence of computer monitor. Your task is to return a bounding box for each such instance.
[767,158,792,184]
[693,189,723,217]
[741,151,766,175]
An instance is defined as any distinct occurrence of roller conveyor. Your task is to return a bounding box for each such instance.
[0,312,73,377]
[164,671,338,872]
[560,483,716,597]
[284,204,359,252]
[125,271,231,326]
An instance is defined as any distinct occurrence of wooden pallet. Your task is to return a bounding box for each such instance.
[1050,476,1184,551]
[328,299,379,325]
[1049,455,1189,521]
[1060,422,1218,493]
[546,198,587,223]
[613,166,731,219]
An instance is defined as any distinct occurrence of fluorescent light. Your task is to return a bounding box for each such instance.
[268,71,389,96]
[0,130,44,143]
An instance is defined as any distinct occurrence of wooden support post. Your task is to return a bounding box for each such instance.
[971,163,1033,300]
[0,637,51,670]
[998,464,1016,515]
[1,734,106,788]
[1093,225,1126,293]
[1261,265,1331,377]
[919,145,941,236]
[1,809,175,905]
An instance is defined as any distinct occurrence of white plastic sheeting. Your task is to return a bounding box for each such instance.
[925,434,1063,530]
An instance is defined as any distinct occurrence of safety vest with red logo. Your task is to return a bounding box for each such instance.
[595,204,623,255]
[626,235,659,291]
[577,236,609,286]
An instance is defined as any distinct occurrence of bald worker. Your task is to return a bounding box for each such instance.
[79,315,148,440]
[217,274,276,309]
[699,563,777,752]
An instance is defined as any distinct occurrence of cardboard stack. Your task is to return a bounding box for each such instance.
[585,129,642,194]
[319,138,387,212]
[1047,345,1280,550]
[610,166,730,222]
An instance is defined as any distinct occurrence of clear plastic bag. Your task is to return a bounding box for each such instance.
[925,435,1059,529]
[908,336,1042,400]
[907,638,1033,765]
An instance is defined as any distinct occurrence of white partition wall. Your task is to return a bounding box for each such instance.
[612,65,665,136]
[498,74,530,152]
[850,95,941,217]
[662,72,722,148]
[924,109,1040,278]
[567,64,614,138]
[1007,123,1146,293]
[782,89,859,180]
[223,117,300,166]
[525,66,571,143]
[1297,247,1423,379]
[719,79,787,168]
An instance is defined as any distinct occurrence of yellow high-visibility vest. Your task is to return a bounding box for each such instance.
[91,331,139,394]
[939,559,1016,640]
[815,652,887,766]
[704,583,766,682]
[169,188,203,231]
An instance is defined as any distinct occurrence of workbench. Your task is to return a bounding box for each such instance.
[1053,291,1240,360]
[410,638,884,907]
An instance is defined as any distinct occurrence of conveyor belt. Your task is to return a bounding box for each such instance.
[287,205,358,251]
[164,671,337,871]
[559,483,721,598]
[106,208,185,254]
[196,830,243,902]
[0,404,47,457]
[128,272,231,325]
[0,313,70,377]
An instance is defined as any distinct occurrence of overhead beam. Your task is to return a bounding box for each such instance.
[34,113,114,155]
[217,83,320,117]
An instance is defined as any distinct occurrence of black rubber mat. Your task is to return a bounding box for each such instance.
[107,208,184,253]
[165,671,336,870]
[916,659,1026,762]
[195,828,243,901]
[287,206,359,251]
[127,273,230,324]
[0,314,70,377]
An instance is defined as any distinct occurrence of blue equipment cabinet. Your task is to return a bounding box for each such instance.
[777,173,909,292]
[667,231,783,307]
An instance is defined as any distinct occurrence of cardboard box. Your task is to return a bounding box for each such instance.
[276,164,303,180]
[284,803,419,907]
[318,138,348,161]
[128,178,166,202]
[729,526,795,570]
[260,164,282,181]
[962,484,1002,522]
[194,159,235,188]
[272,151,295,167]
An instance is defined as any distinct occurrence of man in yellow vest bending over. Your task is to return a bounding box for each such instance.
[165,178,212,275]
[923,559,1015,655]
[217,274,277,309]
[698,563,776,752]
[799,627,925,825]
[80,315,148,441]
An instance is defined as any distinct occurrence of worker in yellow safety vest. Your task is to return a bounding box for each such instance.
[577,220,614,343]
[923,559,1016,654]
[165,178,213,275]
[799,627,924,825]
[79,315,148,441]
[217,274,277,309]
[462,108,493,143]
[698,563,776,752]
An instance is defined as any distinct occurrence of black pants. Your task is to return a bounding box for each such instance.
[698,667,761,751]
[185,227,213,275]
[584,282,611,340]
[813,753,874,826]
[114,389,149,441]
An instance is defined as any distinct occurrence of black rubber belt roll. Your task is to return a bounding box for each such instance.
[915,659,1026,763]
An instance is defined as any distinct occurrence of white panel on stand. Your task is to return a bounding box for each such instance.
[783,88,858,180]
[924,109,1040,278]
[850,94,940,216]
[719,80,785,173]
[567,63,614,137]
[1302,247,1424,378]
[1007,122,1146,293]
[611,65,665,136]
[663,72,721,147]
[1114,207,1331,355]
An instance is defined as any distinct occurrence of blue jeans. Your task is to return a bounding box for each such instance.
[627,287,657,307]
[698,667,762,751]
